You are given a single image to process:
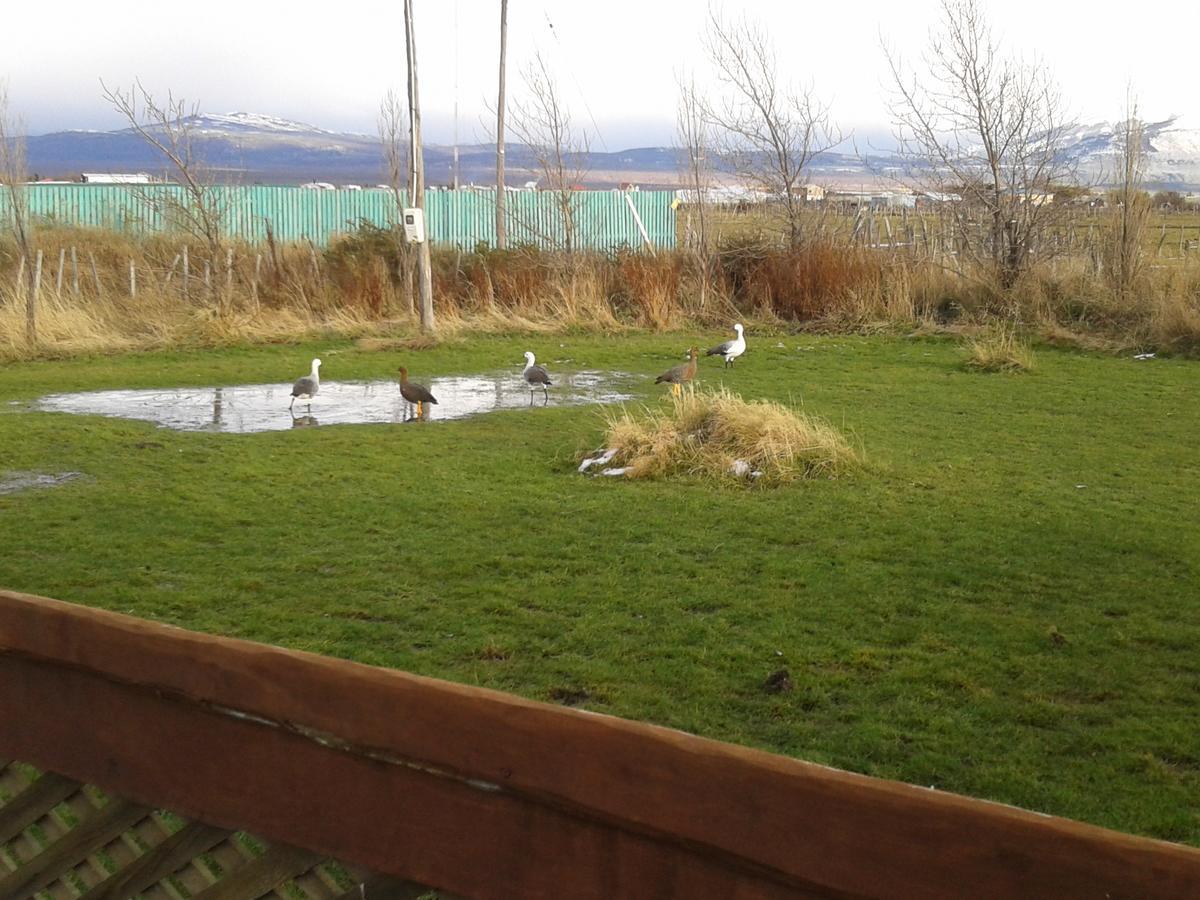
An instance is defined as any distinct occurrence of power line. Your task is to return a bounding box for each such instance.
[542,10,608,151]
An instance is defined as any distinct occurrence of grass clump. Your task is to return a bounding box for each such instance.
[963,324,1035,373]
[601,388,859,484]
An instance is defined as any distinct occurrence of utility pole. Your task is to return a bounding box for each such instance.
[495,0,509,249]
[404,0,435,331]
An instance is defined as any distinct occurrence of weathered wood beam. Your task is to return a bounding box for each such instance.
[0,772,81,844]
[77,820,230,900]
[0,797,151,898]
[2,589,1199,900]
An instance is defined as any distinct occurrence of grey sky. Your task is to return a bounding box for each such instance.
[5,0,1196,147]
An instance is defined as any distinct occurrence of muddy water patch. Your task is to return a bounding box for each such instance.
[34,371,642,434]
[0,471,85,495]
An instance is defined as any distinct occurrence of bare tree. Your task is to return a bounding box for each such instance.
[101,80,227,268]
[0,80,35,343]
[884,0,1075,289]
[677,74,715,306]
[508,52,591,253]
[496,0,509,250]
[1106,89,1150,298]
[403,0,435,331]
[379,88,416,316]
[703,10,841,249]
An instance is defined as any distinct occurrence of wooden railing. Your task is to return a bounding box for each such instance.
[2,588,1199,899]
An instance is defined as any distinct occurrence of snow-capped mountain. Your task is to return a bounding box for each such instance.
[23,111,1200,189]
[1065,117,1200,188]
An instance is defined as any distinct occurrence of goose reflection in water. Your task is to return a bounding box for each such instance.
[290,414,319,428]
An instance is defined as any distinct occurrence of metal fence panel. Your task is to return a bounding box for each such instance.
[3,185,676,251]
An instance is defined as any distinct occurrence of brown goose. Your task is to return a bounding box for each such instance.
[398,366,438,418]
[655,347,698,397]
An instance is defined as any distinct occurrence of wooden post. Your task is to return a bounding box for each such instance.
[129,259,136,299]
[89,251,102,296]
[70,246,79,295]
[405,0,436,332]
[182,245,190,299]
[252,253,262,309]
[165,254,181,284]
[225,248,234,297]
[495,0,509,250]
[29,249,42,344]
[203,260,211,291]
[55,247,66,296]
[15,255,24,294]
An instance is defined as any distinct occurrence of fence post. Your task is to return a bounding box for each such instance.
[225,248,234,297]
[129,259,136,300]
[55,247,66,296]
[89,252,102,296]
[29,249,42,344]
[252,253,262,309]
[182,245,190,300]
[71,246,79,295]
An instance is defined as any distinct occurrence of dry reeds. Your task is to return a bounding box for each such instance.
[599,388,860,484]
[2,222,1200,361]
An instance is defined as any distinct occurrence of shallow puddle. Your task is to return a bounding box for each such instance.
[34,371,642,434]
[0,471,84,495]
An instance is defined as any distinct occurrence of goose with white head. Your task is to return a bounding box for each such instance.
[289,358,321,411]
[706,323,746,368]
[522,351,553,404]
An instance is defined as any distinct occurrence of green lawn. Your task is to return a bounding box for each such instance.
[1,333,1197,844]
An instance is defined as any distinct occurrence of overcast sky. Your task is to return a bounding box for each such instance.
[4,0,1196,147]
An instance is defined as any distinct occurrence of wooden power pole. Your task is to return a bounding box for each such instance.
[495,0,509,250]
[404,0,435,332]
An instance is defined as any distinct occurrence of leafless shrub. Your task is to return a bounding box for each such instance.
[0,80,35,342]
[703,9,842,249]
[101,80,228,269]
[883,0,1077,290]
[507,52,591,254]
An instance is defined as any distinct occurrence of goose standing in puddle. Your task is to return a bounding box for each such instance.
[398,366,438,419]
[290,358,321,412]
[522,351,553,405]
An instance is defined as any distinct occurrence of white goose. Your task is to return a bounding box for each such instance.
[705,323,746,368]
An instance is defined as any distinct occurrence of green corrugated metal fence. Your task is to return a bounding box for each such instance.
[4,185,676,251]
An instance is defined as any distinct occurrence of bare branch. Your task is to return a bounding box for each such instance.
[703,9,842,248]
[100,79,227,266]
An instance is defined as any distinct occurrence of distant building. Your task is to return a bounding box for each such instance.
[619,182,641,192]
[300,182,336,190]
[80,172,153,184]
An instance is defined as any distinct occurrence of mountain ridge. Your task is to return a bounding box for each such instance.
[23,111,1200,190]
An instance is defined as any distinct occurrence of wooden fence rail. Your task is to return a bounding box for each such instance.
[2,589,1199,899]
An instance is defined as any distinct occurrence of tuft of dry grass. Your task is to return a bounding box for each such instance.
[963,324,1036,373]
[599,388,860,485]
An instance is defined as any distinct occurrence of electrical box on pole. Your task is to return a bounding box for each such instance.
[403,208,426,243]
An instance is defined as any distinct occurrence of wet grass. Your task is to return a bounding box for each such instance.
[1,332,1198,844]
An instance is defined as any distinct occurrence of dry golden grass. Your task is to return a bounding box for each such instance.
[599,388,860,485]
[963,324,1036,373]
[4,224,1200,361]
